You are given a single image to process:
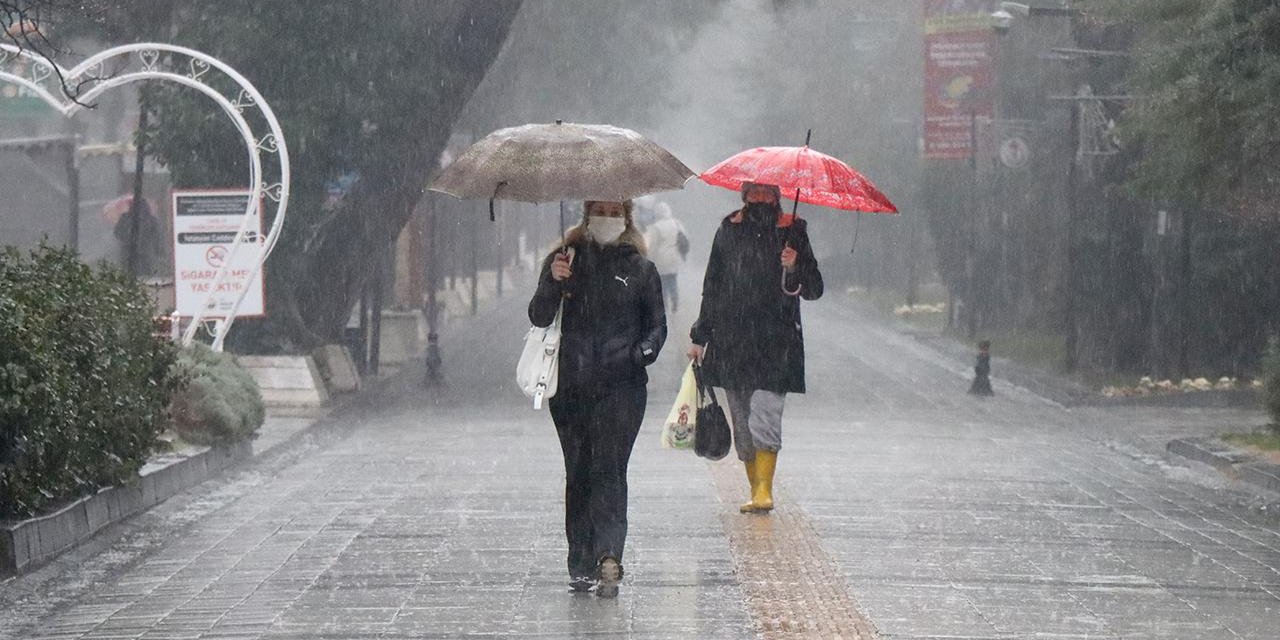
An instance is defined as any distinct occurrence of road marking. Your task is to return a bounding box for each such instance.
[708,459,880,639]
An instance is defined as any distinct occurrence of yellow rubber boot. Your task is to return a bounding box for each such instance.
[751,450,777,513]
[738,457,759,513]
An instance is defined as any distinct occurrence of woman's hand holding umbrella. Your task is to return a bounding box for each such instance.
[780,245,798,273]
[550,252,573,281]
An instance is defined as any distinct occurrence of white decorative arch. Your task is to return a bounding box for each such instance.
[0,42,290,351]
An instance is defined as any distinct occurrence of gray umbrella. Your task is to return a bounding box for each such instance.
[427,122,695,214]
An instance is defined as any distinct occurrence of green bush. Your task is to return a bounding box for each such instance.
[0,245,179,519]
[169,343,264,446]
[1263,337,1280,433]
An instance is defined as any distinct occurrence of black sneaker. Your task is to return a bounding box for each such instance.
[595,557,622,598]
[568,576,595,593]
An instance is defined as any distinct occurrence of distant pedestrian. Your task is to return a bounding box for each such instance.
[969,340,993,396]
[528,200,667,597]
[687,182,823,514]
[644,201,690,312]
[111,196,164,276]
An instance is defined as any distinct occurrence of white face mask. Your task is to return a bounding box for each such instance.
[588,216,626,244]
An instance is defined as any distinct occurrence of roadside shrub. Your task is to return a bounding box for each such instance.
[0,245,179,519]
[1263,337,1280,433]
[169,343,264,446]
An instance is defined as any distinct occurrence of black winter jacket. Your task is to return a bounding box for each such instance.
[690,211,823,393]
[529,240,667,391]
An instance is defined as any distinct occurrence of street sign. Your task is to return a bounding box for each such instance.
[172,190,265,318]
[999,136,1031,169]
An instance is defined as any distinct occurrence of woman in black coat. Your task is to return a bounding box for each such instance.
[687,182,823,514]
[528,200,666,597]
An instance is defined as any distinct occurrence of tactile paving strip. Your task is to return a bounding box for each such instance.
[709,459,880,639]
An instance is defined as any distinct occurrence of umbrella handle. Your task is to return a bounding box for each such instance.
[488,181,507,222]
[781,266,802,297]
[781,217,800,296]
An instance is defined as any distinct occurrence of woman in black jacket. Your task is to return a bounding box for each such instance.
[687,182,823,515]
[528,200,666,597]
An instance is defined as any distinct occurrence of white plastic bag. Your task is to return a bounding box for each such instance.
[660,361,698,449]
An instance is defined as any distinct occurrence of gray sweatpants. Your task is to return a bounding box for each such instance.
[723,389,786,462]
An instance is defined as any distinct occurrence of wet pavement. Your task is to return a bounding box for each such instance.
[2,271,1278,639]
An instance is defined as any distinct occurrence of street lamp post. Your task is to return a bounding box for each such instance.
[1063,90,1081,372]
[967,107,979,340]
[424,199,443,386]
[126,91,148,277]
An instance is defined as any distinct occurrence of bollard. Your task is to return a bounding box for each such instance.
[968,340,993,396]
[424,331,443,385]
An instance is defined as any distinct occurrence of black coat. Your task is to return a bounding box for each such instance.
[529,240,667,391]
[690,212,823,393]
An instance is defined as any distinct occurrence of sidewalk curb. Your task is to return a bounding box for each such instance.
[1167,437,1280,495]
[1,439,253,575]
[0,369,409,578]
[889,313,1259,410]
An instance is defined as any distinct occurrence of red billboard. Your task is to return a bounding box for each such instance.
[924,0,995,160]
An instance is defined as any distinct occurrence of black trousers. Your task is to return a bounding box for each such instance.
[549,384,646,578]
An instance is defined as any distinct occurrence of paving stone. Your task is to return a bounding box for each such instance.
[3,292,1279,639]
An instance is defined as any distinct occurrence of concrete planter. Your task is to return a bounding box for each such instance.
[377,310,426,365]
[236,355,329,407]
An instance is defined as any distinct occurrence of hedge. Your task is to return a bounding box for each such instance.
[169,343,264,446]
[0,245,179,519]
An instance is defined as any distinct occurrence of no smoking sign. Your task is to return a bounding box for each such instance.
[205,245,227,268]
[172,190,265,318]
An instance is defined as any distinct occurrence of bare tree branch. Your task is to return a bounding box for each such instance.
[1,0,115,107]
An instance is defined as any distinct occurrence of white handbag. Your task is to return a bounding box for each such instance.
[516,300,563,409]
[517,248,573,409]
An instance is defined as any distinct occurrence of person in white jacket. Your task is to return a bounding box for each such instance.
[644,201,689,312]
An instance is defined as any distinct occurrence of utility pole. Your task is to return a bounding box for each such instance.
[63,139,79,253]
[495,202,503,298]
[368,247,386,376]
[424,200,442,385]
[1063,91,1081,373]
[127,89,148,276]
[1177,210,1193,378]
[470,200,479,316]
[967,109,979,340]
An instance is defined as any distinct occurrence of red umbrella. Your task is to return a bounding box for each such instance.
[700,144,897,214]
[700,133,898,292]
[101,194,158,225]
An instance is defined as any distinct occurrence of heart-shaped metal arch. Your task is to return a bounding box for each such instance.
[0,42,291,351]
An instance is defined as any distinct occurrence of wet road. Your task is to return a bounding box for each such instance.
[2,270,1277,639]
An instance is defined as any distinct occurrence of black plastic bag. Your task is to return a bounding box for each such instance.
[691,364,731,460]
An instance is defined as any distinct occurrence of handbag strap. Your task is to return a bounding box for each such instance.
[690,363,719,408]
[551,297,564,328]
[547,246,573,329]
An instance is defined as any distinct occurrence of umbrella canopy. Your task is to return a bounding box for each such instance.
[700,145,898,214]
[428,122,694,204]
[101,194,158,224]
